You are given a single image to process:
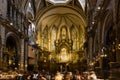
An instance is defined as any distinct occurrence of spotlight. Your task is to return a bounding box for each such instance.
[10,22,13,25]
[97,6,101,10]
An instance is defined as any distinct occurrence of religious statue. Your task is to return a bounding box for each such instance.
[61,27,67,39]
[59,48,69,62]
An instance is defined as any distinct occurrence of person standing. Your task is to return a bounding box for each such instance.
[73,70,82,80]
[54,72,64,80]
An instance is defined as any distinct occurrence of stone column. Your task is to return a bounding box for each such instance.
[0,25,5,69]
[19,39,25,70]
[24,39,28,70]
[90,37,93,61]
[0,37,1,68]
[88,37,93,70]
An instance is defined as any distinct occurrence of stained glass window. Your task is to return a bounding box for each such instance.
[46,0,70,4]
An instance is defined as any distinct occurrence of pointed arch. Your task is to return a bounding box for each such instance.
[102,11,113,44]
[43,25,48,49]
[5,32,20,69]
[51,25,57,50]
[70,25,78,50]
[60,26,68,40]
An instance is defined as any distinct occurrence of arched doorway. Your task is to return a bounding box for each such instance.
[106,26,116,62]
[101,26,116,79]
[3,35,20,70]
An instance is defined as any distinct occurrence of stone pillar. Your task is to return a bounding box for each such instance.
[0,25,5,69]
[19,39,25,70]
[0,26,2,69]
[89,37,93,64]
[34,49,39,71]
[24,39,28,70]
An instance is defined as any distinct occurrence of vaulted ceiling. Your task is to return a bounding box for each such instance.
[9,0,114,50]
[32,0,87,49]
[10,0,87,18]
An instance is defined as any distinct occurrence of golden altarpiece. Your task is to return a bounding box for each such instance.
[36,25,86,72]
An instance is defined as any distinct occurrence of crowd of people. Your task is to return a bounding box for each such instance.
[0,69,99,80]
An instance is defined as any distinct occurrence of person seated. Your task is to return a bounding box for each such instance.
[88,71,97,80]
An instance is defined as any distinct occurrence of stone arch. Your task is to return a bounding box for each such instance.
[70,26,78,50]
[4,32,20,69]
[42,25,49,49]
[101,11,115,67]
[36,6,86,32]
[101,11,113,44]
[50,25,57,50]
[49,25,57,40]
[24,1,35,21]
